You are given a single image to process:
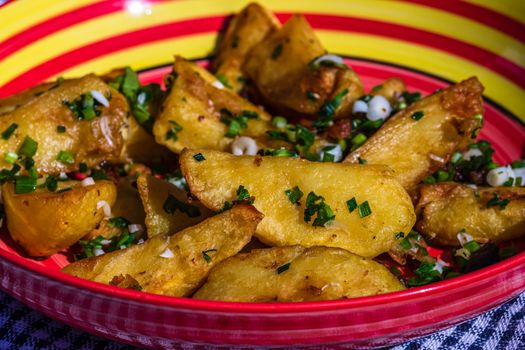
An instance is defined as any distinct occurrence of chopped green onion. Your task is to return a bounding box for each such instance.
[423,176,436,184]
[163,194,201,217]
[216,74,231,88]
[285,186,304,205]
[487,192,510,209]
[202,249,217,263]
[15,176,37,194]
[56,125,66,133]
[57,150,75,164]
[18,136,38,158]
[165,120,183,141]
[314,89,349,129]
[371,84,383,93]
[358,201,372,218]
[1,123,18,140]
[436,170,449,182]
[351,133,367,149]
[358,157,367,164]
[235,185,253,204]
[304,191,335,227]
[450,152,462,164]
[44,175,58,192]
[4,152,17,164]
[276,262,291,274]
[395,232,405,240]
[193,153,205,161]
[411,111,424,121]
[271,116,288,129]
[346,197,358,213]
[463,240,480,253]
[78,162,88,173]
[109,216,131,228]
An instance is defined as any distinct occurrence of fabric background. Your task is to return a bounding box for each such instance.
[1,290,524,350]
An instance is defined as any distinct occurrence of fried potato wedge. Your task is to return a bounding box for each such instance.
[0,82,56,116]
[213,2,280,93]
[180,149,415,258]
[244,14,363,119]
[0,74,129,174]
[370,77,407,105]
[136,174,214,238]
[415,183,525,245]
[3,180,117,256]
[345,77,484,192]
[62,205,262,296]
[153,57,272,154]
[193,246,405,302]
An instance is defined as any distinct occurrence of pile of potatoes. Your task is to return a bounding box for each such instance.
[1,2,523,302]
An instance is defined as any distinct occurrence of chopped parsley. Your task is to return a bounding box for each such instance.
[1,123,18,140]
[63,93,104,121]
[193,153,205,161]
[57,150,75,164]
[285,186,304,205]
[163,193,201,217]
[411,111,424,121]
[271,43,283,59]
[202,249,217,263]
[486,192,510,210]
[76,230,142,260]
[346,197,357,213]
[304,191,335,227]
[276,262,291,274]
[235,185,253,204]
[109,216,131,228]
[165,120,183,141]
[219,109,259,138]
[313,88,349,130]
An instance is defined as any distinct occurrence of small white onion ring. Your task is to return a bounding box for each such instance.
[90,90,110,107]
[231,136,258,156]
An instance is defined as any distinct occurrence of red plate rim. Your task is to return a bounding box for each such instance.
[2,241,525,313]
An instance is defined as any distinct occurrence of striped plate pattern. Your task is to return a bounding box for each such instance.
[0,0,524,348]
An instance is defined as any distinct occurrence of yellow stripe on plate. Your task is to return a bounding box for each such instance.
[318,31,525,120]
[464,0,525,25]
[0,0,98,42]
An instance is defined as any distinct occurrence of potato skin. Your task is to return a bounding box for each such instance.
[415,183,525,245]
[213,2,280,93]
[0,82,55,116]
[136,174,214,238]
[0,75,130,174]
[180,149,415,258]
[153,57,272,154]
[345,77,484,193]
[3,180,117,257]
[193,246,405,302]
[244,14,363,119]
[62,205,262,297]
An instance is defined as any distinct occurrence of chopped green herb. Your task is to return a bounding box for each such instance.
[220,109,259,138]
[91,168,108,180]
[63,93,104,121]
[401,91,421,106]
[351,133,367,150]
[165,120,183,141]
[193,153,205,161]
[511,160,525,169]
[271,43,283,59]
[346,197,358,213]
[423,176,436,184]
[463,240,481,253]
[358,200,372,218]
[216,74,231,88]
[220,201,233,212]
[285,186,304,205]
[411,111,424,121]
[276,262,291,274]
[358,157,367,164]
[371,84,383,93]
[109,216,130,228]
[499,246,517,259]
[57,150,75,164]
[56,125,66,133]
[407,261,443,287]
[235,185,254,204]
[487,192,510,209]
[163,193,201,217]
[262,148,299,158]
[202,249,217,263]
[44,175,58,192]
[4,152,17,164]
[0,164,21,183]
[271,116,288,129]
[2,123,18,140]
[18,136,38,158]
[304,191,335,227]
[78,162,88,173]
[395,232,405,240]
[306,91,319,101]
[15,176,37,194]
[314,89,349,129]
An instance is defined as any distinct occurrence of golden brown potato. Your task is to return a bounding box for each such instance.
[180,149,415,258]
[244,14,363,119]
[62,205,262,297]
[0,82,56,116]
[415,183,525,245]
[370,77,407,105]
[122,116,175,163]
[3,180,117,256]
[213,2,280,93]
[136,174,214,238]
[344,77,484,192]
[0,74,129,174]
[193,246,405,302]
[153,57,273,154]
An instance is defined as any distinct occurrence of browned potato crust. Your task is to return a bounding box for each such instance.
[345,77,484,192]
[370,77,407,105]
[415,183,525,245]
[180,149,415,258]
[0,82,56,116]
[136,174,213,238]
[122,116,175,163]
[62,205,262,297]
[193,246,405,302]
[3,180,117,256]
[153,57,272,154]
[214,2,280,93]
[244,14,363,119]
[0,74,129,174]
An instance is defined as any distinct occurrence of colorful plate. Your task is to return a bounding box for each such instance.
[0,0,524,348]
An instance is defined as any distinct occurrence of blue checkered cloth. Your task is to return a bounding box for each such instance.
[1,290,524,349]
